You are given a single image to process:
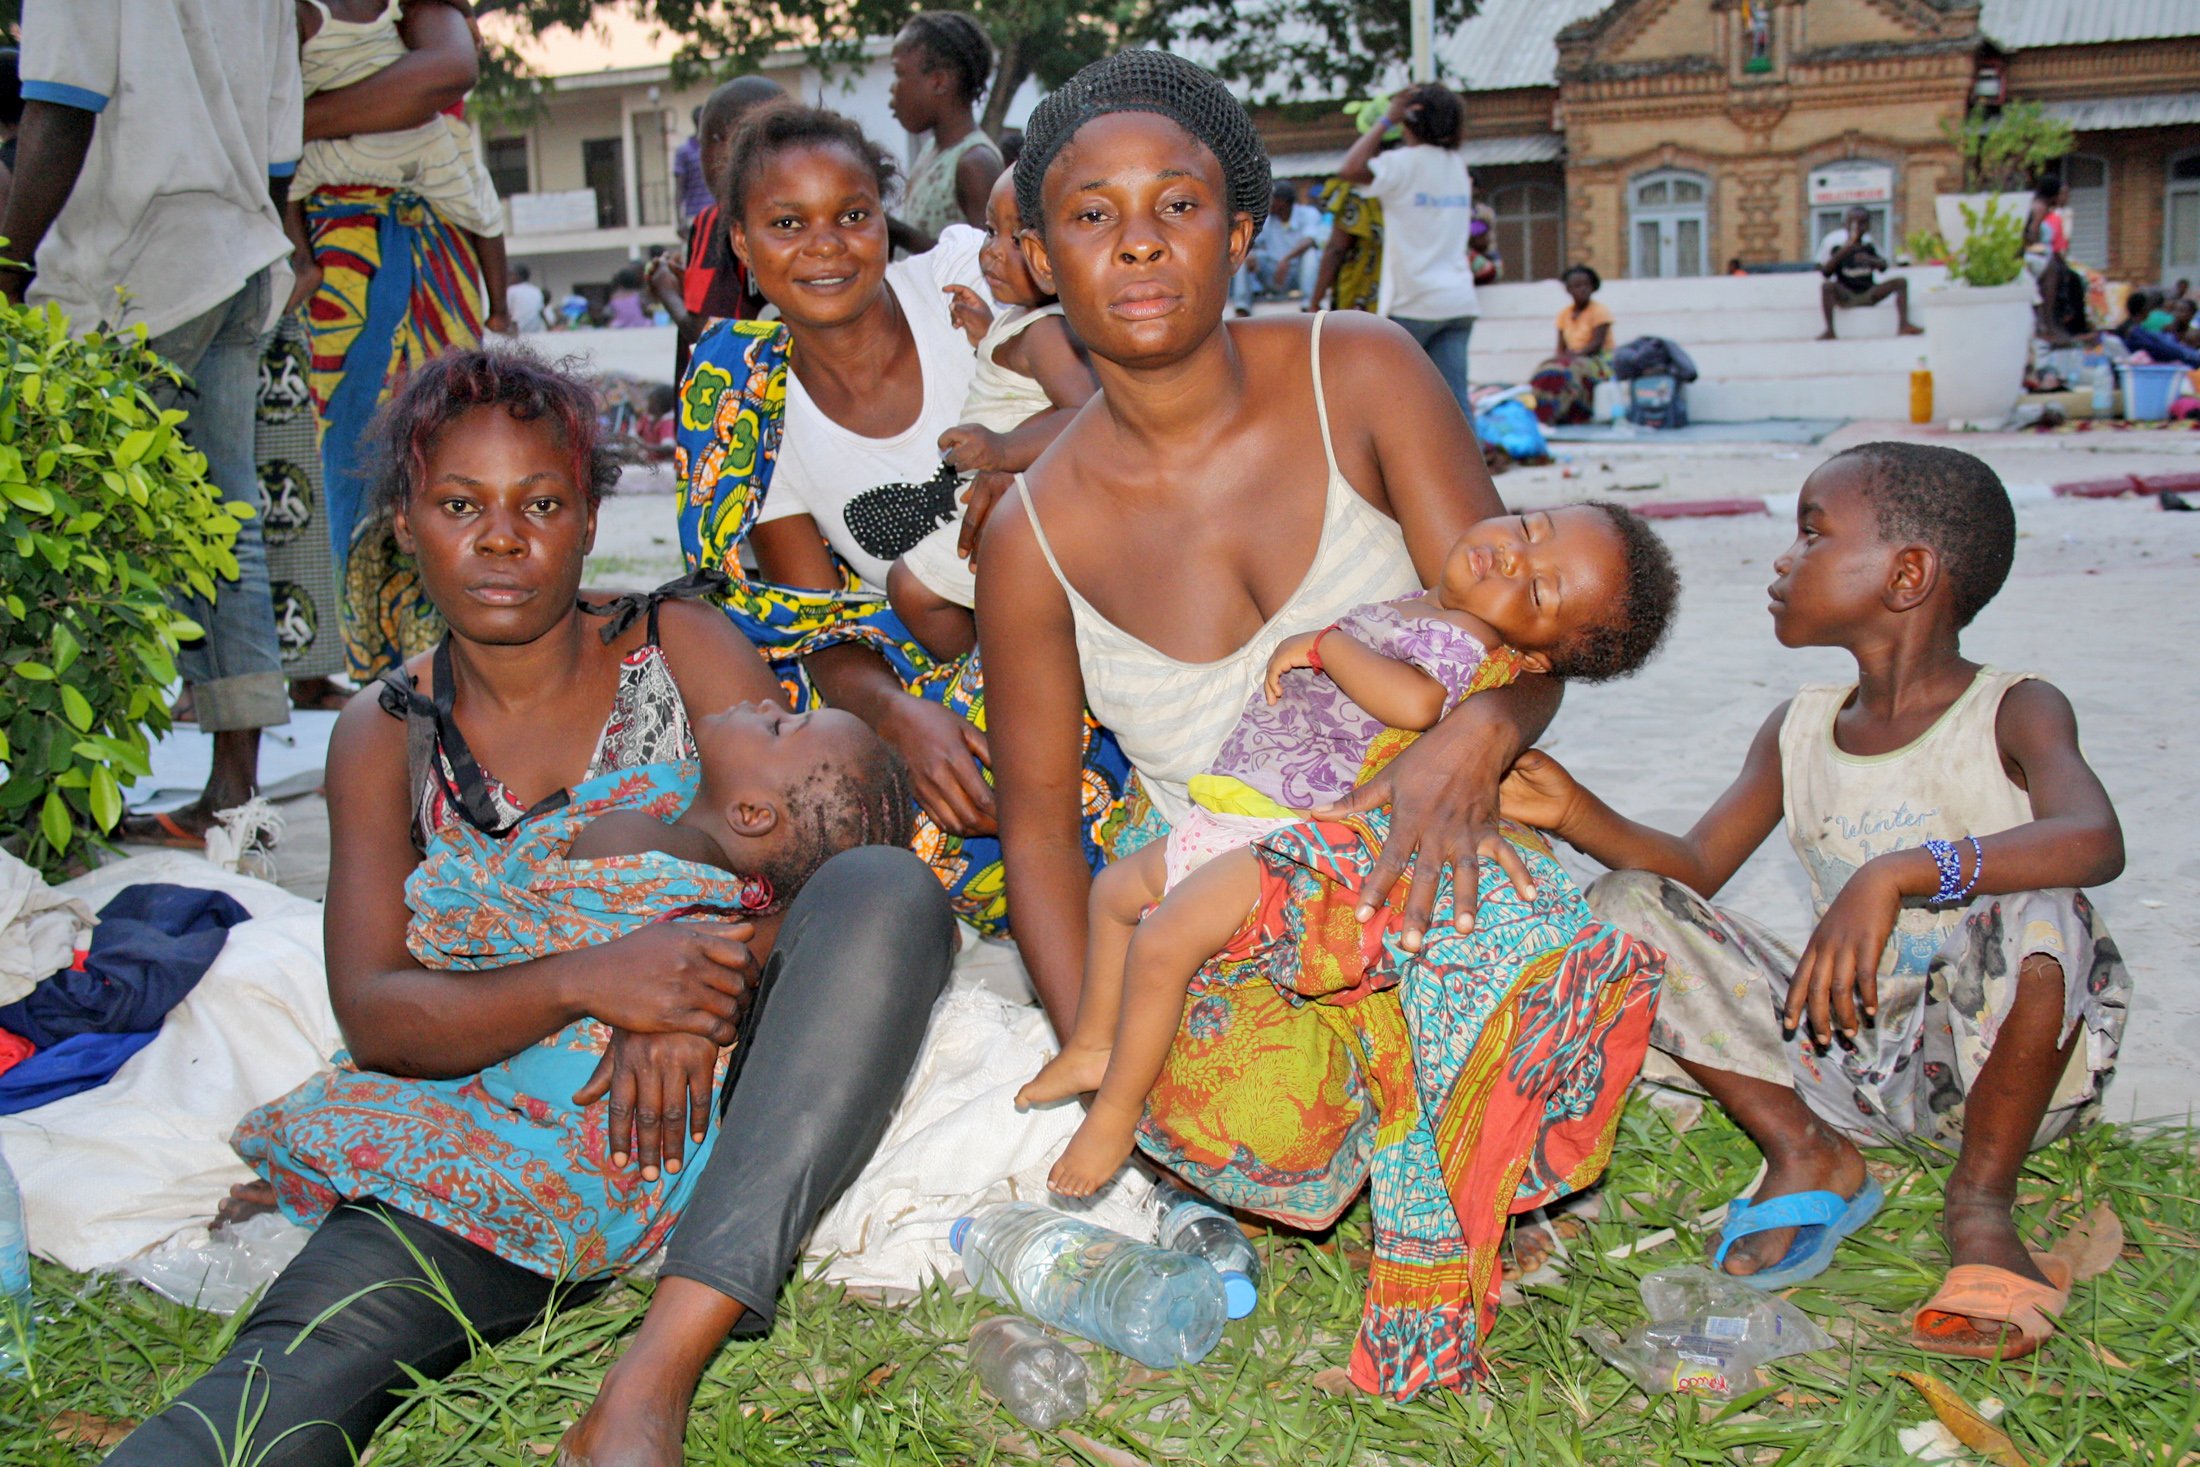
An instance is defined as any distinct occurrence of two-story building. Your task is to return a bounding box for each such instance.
[1250,0,2200,285]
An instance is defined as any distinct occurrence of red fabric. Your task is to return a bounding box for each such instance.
[0,1027,35,1078]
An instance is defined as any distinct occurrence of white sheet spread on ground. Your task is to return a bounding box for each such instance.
[0,853,335,1273]
[0,856,1152,1288]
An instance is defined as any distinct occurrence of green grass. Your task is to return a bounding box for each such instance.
[6,1098,2197,1465]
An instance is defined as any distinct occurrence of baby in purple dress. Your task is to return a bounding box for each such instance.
[1020,502,1682,1196]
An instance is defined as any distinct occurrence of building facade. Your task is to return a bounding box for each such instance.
[1249,0,2200,286]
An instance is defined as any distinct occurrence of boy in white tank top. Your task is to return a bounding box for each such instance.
[1500,442,2130,1363]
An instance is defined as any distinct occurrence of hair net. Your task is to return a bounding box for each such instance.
[1014,49,1272,235]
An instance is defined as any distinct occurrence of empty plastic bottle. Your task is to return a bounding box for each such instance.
[1152,1182,1260,1319]
[0,1150,33,1379]
[950,1202,1226,1369]
[968,1316,1091,1429]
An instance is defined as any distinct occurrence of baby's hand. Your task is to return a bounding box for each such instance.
[938,423,1008,473]
[1263,631,1322,702]
[944,284,994,346]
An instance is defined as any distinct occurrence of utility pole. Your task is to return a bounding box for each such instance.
[1409,0,1435,82]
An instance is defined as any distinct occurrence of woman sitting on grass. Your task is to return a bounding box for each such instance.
[108,350,955,1467]
[979,50,1664,1401]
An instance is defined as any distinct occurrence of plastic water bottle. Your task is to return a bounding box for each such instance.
[950,1203,1227,1369]
[1608,388,1634,437]
[2086,351,2113,416]
[1152,1182,1260,1319]
[968,1317,1091,1429]
[0,1150,33,1379]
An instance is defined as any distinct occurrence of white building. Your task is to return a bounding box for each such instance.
[481,40,1042,304]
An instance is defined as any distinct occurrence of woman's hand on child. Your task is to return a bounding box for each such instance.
[939,423,1012,474]
[944,284,994,347]
[1263,632,1321,701]
[956,471,1013,560]
[881,693,998,837]
[1786,860,1899,1048]
[1497,750,1585,837]
[574,1029,721,1180]
[585,920,759,1044]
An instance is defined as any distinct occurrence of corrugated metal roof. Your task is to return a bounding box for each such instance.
[1979,0,2200,49]
[1436,0,1613,92]
[2040,92,2200,130]
[1266,133,1563,178]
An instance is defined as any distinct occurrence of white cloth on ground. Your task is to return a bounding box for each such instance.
[0,848,96,1006]
[807,936,1155,1291]
[0,853,337,1273]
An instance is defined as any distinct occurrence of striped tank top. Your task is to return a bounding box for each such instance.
[1013,313,1420,827]
[292,0,505,236]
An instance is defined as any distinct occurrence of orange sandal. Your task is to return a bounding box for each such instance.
[1911,1252,2072,1360]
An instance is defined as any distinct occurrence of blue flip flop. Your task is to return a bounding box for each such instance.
[1712,1175,1884,1290]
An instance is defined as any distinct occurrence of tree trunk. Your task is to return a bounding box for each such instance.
[982,34,1032,139]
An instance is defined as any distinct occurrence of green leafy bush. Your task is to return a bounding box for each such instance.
[0,297,248,878]
[1950,197,2024,289]
[1941,101,2074,193]
[1901,228,1950,265]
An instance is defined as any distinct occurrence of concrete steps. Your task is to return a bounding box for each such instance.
[1467,269,1948,422]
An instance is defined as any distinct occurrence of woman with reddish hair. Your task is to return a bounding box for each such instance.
[108,349,956,1467]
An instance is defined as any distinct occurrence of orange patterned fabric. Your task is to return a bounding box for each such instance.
[1136,815,1663,1399]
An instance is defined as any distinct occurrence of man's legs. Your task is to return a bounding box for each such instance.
[1818,278,1841,339]
[121,268,290,843]
[1397,316,1474,418]
[1866,276,1923,334]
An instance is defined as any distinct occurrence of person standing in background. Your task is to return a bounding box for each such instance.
[673,105,712,226]
[505,260,547,333]
[2,0,300,849]
[887,11,1002,249]
[1337,82,1479,416]
[646,73,786,382]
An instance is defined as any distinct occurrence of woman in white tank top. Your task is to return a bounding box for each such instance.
[980,103,1554,1031]
[977,57,1676,1404]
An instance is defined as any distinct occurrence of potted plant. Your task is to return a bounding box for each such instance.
[1921,196,2035,423]
[0,290,247,879]
[1933,101,2074,248]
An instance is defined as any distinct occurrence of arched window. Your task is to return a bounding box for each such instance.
[1488,181,1565,281]
[1630,169,1710,278]
[2167,151,2200,284]
[2061,153,2109,269]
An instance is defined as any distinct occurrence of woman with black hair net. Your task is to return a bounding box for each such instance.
[1337,81,1480,415]
[980,49,1658,1401]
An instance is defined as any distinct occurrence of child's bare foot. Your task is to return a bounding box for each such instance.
[1048,1107,1138,1197]
[1717,1121,1866,1277]
[213,1179,279,1230]
[1016,1043,1111,1108]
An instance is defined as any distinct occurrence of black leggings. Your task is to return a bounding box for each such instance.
[109,846,955,1466]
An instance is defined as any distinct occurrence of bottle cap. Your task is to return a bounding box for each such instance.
[949,1216,972,1254]
[1221,1270,1257,1319]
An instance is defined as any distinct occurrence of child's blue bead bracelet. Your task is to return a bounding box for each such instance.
[1921,836,1983,906]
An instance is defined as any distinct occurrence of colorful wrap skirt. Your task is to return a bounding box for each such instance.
[1531,350,1612,427]
[234,762,756,1280]
[302,185,485,681]
[672,319,1138,933]
[1134,812,1665,1400]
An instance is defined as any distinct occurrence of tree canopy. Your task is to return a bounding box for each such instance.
[470,0,1479,132]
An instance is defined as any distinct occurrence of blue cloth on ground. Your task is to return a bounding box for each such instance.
[0,1031,161,1113]
[1474,398,1549,461]
[0,884,248,1048]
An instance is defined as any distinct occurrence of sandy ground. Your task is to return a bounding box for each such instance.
[129,428,2200,1122]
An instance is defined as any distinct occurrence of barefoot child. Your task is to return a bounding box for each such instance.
[1501,442,2129,1360]
[284,0,513,330]
[885,169,1098,658]
[1019,502,1681,1196]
